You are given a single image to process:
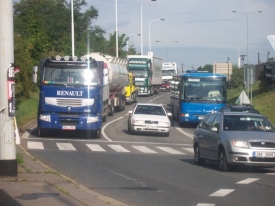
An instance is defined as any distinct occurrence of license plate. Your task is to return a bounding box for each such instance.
[145,126,157,129]
[62,126,76,130]
[253,152,275,158]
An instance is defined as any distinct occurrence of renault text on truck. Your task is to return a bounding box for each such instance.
[170,71,227,125]
[127,53,162,96]
[33,55,109,138]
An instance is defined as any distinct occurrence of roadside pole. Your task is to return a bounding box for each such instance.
[0,0,18,176]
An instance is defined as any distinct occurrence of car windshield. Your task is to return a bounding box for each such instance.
[134,105,166,116]
[223,115,275,132]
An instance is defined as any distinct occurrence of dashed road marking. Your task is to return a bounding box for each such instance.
[132,145,157,153]
[108,145,131,152]
[156,146,185,154]
[56,143,76,151]
[182,147,194,153]
[86,144,106,152]
[236,178,259,184]
[209,189,235,197]
[28,141,44,150]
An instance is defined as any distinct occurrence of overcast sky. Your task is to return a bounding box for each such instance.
[86,0,274,71]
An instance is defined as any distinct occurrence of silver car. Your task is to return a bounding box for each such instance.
[128,103,171,137]
[193,111,275,171]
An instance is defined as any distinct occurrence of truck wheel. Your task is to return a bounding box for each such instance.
[38,129,48,137]
[108,105,114,116]
[95,129,101,139]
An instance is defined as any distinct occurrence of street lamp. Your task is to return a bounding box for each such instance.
[141,0,156,55]
[149,19,164,52]
[115,0,118,57]
[156,40,177,61]
[127,34,141,52]
[232,10,262,89]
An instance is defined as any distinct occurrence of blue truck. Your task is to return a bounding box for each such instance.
[32,55,109,138]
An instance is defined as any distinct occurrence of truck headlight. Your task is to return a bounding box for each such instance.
[132,119,144,125]
[232,141,248,148]
[87,116,99,123]
[39,114,51,122]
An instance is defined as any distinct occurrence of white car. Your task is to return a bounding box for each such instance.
[128,103,171,137]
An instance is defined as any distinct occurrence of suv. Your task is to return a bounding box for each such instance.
[219,104,260,114]
[193,111,275,171]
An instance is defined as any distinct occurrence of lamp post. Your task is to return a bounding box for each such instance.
[115,0,118,57]
[156,40,177,61]
[71,0,75,57]
[141,0,156,55]
[232,10,262,89]
[127,34,141,52]
[149,19,164,52]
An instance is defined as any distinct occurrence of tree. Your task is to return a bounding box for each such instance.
[197,64,213,73]
[230,65,244,88]
[105,32,129,58]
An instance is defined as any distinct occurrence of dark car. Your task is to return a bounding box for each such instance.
[219,104,260,114]
[193,111,275,171]
[160,80,171,91]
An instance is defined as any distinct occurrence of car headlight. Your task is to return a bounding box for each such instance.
[232,141,248,148]
[159,121,170,126]
[39,114,51,122]
[132,119,144,124]
[87,116,99,123]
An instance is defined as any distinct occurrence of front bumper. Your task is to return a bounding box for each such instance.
[132,124,170,133]
[227,147,275,167]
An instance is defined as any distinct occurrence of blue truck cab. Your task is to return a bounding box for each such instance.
[33,55,104,138]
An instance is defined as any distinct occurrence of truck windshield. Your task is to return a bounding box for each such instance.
[162,70,175,76]
[42,67,100,86]
[129,70,148,78]
[181,77,226,102]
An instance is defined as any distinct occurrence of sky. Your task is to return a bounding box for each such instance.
[84,0,275,72]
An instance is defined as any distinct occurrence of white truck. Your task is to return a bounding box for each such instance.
[127,52,162,96]
[162,62,177,82]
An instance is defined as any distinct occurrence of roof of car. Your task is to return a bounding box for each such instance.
[219,111,263,117]
[220,104,260,113]
[136,103,163,107]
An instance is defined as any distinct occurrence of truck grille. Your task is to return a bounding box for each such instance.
[45,97,94,107]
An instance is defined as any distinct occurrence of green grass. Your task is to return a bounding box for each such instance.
[16,92,39,128]
[227,81,275,125]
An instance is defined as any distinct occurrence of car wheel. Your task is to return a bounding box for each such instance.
[218,148,231,171]
[194,144,205,165]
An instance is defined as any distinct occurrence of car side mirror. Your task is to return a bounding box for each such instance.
[167,112,172,116]
[210,127,218,132]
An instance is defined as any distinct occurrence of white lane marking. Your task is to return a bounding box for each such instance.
[182,147,194,153]
[156,147,185,154]
[109,145,130,152]
[197,204,215,206]
[236,178,259,184]
[209,189,235,197]
[132,146,157,153]
[174,121,194,139]
[56,143,76,151]
[101,116,124,142]
[266,173,275,175]
[28,141,44,150]
[86,144,106,152]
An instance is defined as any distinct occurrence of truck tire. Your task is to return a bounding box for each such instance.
[96,129,101,139]
[108,104,114,116]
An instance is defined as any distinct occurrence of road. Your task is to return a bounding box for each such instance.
[21,92,275,206]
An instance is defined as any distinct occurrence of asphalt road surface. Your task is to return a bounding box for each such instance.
[21,92,275,206]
